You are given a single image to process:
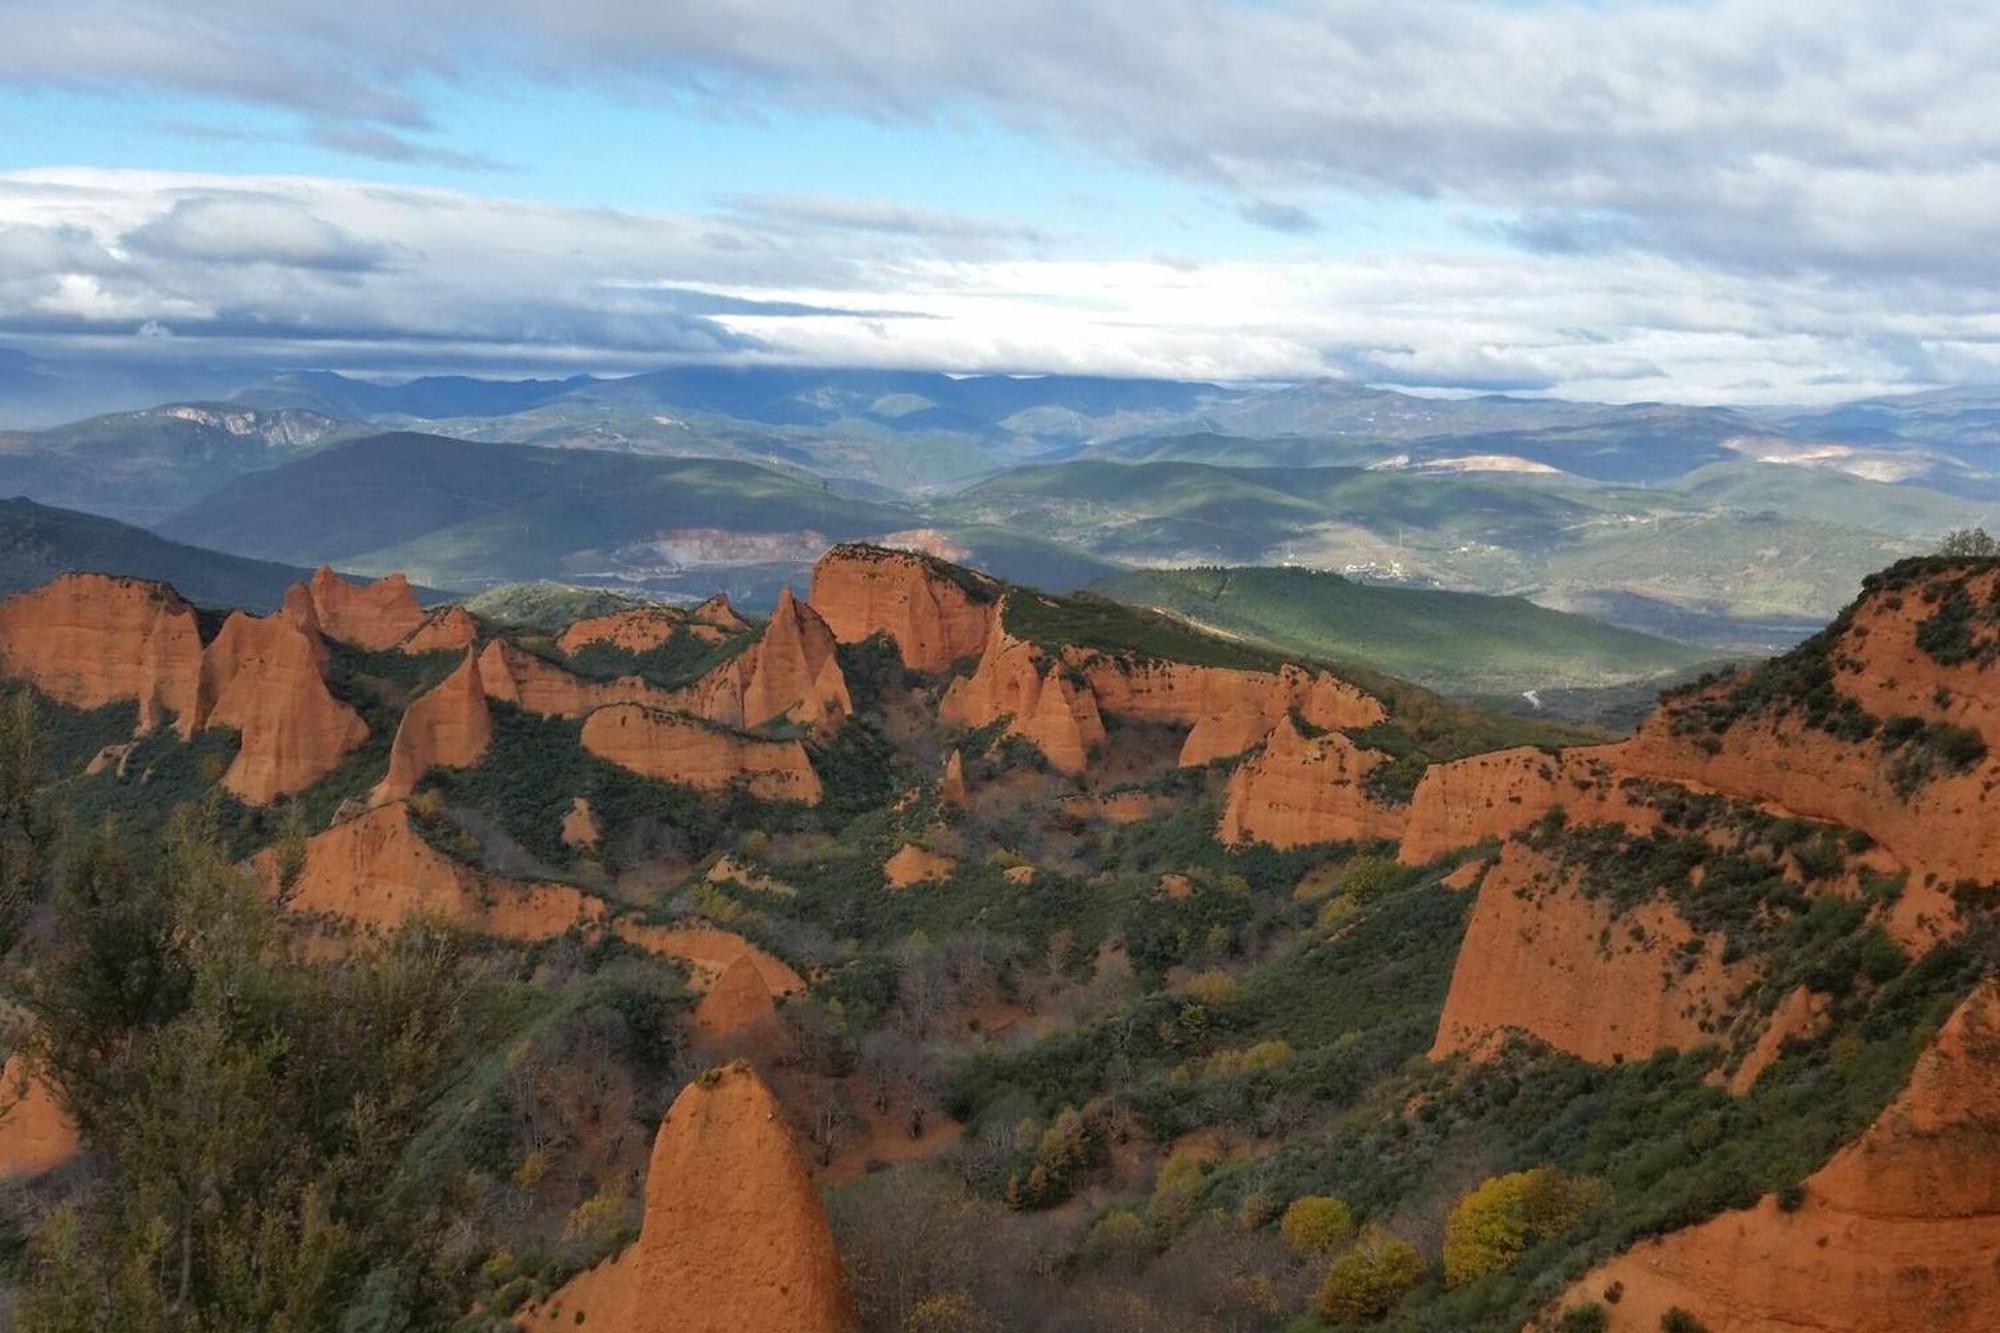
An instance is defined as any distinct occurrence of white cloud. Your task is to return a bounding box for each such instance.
[5,1,2000,286]
[1,167,1998,403]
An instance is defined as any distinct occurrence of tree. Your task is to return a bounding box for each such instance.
[1443,1165,1612,1286]
[1313,1227,1423,1324]
[1279,1195,1355,1257]
[1938,527,1999,558]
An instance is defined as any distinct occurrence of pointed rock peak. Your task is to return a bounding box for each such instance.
[940,750,969,808]
[279,580,323,633]
[695,955,781,1040]
[693,593,749,632]
[525,1061,857,1332]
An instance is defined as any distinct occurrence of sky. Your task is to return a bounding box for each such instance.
[1,0,1998,403]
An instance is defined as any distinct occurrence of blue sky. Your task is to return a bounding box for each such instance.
[0,1,1995,403]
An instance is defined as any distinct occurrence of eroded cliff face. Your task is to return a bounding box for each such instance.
[580,704,822,804]
[809,544,994,672]
[519,1062,858,1333]
[305,567,427,651]
[265,801,603,940]
[202,589,369,803]
[1073,655,1386,766]
[1429,842,1752,1064]
[938,625,1106,775]
[0,573,205,734]
[610,922,805,995]
[693,956,789,1065]
[371,649,492,805]
[1556,981,2000,1332]
[671,587,851,734]
[1216,717,1406,848]
[1398,745,1651,867]
[398,605,478,653]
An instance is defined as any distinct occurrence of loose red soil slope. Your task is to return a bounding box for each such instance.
[265,802,603,940]
[809,543,995,671]
[304,567,427,650]
[1556,980,2000,1332]
[372,648,492,804]
[0,573,205,734]
[580,704,823,803]
[519,1062,858,1333]
[201,587,368,803]
[1429,842,1751,1064]
[1217,717,1406,847]
[0,1052,78,1178]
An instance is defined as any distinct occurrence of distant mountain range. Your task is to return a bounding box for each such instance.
[1,359,1998,655]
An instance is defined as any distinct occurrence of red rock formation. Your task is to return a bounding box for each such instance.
[1429,842,1751,1064]
[561,796,600,851]
[1217,717,1406,848]
[809,543,995,671]
[938,627,1104,774]
[264,801,603,940]
[519,1062,858,1333]
[477,639,676,717]
[692,593,751,635]
[304,567,426,650]
[371,649,491,805]
[580,704,822,804]
[610,923,805,994]
[558,606,688,654]
[1398,745,1647,866]
[939,750,969,808]
[1555,980,2000,1332]
[884,843,955,888]
[693,956,789,1063]
[397,605,477,653]
[0,1052,78,1178]
[1073,655,1385,766]
[0,573,204,734]
[672,587,851,734]
[201,588,368,803]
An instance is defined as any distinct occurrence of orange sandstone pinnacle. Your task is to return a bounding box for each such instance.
[519,1062,859,1333]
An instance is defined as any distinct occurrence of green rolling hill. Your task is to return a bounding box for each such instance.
[156,433,916,589]
[1091,565,1710,695]
[0,497,323,610]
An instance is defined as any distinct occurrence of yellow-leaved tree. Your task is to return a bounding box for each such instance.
[1442,1165,1611,1286]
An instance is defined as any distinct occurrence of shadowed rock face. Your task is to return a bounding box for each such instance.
[520,1063,858,1333]
[399,605,477,653]
[1555,981,2000,1333]
[693,956,790,1065]
[580,704,823,804]
[305,567,427,651]
[810,543,994,672]
[0,573,205,734]
[371,648,491,805]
